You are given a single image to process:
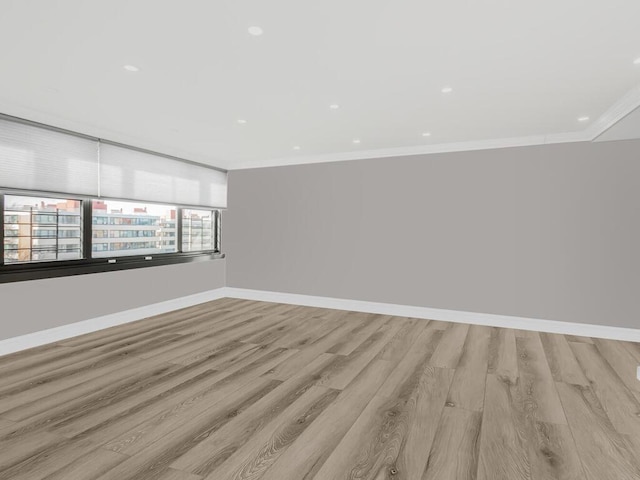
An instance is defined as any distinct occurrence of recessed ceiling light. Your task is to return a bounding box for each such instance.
[578,116,590,122]
[248,26,263,36]
[237,119,247,124]
[123,65,139,72]
[634,57,640,65]
[293,146,301,150]
[441,86,453,93]
[352,139,361,144]
[329,104,340,110]
[422,132,431,137]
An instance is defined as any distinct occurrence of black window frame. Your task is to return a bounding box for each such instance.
[0,189,223,284]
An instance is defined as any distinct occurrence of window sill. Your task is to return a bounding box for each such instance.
[0,252,225,284]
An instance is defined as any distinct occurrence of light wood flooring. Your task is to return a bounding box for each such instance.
[1,298,640,480]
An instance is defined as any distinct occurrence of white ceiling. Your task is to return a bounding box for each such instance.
[0,0,639,170]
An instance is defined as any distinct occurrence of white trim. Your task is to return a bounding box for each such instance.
[3,285,638,356]
[228,85,640,170]
[4,85,639,172]
[222,287,640,342]
[229,132,591,170]
[0,288,227,356]
[589,83,640,141]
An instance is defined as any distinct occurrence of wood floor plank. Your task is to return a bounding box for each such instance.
[166,338,258,367]
[59,302,235,348]
[425,319,450,330]
[374,317,427,363]
[48,366,221,439]
[2,345,271,443]
[593,338,640,404]
[0,354,172,423]
[539,333,589,386]
[314,323,402,390]
[0,362,189,442]
[155,469,203,480]
[428,323,470,369]
[622,341,640,362]
[40,448,128,480]
[0,346,111,388]
[93,378,283,480]
[0,435,100,480]
[526,421,585,480]
[0,342,62,370]
[239,315,298,345]
[258,359,399,480]
[170,353,338,475]
[0,353,154,415]
[0,431,64,472]
[57,347,297,440]
[516,334,568,425]
[564,335,594,344]
[488,327,519,384]
[325,313,390,355]
[258,320,367,381]
[570,342,640,436]
[202,386,340,480]
[313,366,454,480]
[377,324,444,398]
[2,323,187,381]
[136,312,289,362]
[0,419,15,435]
[422,406,482,480]
[477,374,531,480]
[99,366,271,456]
[109,352,331,462]
[555,382,640,480]
[446,325,491,412]
[268,316,335,350]
[1,299,639,480]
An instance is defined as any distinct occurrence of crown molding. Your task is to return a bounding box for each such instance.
[3,81,639,172]
[587,83,640,141]
[230,131,591,170]
[230,84,640,170]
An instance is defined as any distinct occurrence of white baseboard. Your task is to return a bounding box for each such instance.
[222,287,640,342]
[0,288,228,356]
[3,285,638,357]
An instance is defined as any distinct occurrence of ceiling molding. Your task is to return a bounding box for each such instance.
[231,84,640,170]
[586,83,640,141]
[230,131,590,170]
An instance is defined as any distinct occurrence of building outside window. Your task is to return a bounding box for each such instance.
[182,209,215,252]
[91,200,177,257]
[3,195,82,263]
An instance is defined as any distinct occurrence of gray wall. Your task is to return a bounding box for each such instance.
[225,140,640,329]
[0,259,225,340]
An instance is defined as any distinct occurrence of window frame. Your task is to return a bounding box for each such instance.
[0,188,223,284]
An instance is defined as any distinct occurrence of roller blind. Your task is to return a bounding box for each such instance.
[0,117,99,196]
[0,117,227,208]
[99,143,227,208]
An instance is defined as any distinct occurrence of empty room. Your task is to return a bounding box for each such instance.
[1,1,640,479]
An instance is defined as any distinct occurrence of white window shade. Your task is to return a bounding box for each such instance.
[0,118,99,197]
[99,143,227,208]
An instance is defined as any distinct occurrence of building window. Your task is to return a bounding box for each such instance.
[91,199,177,258]
[3,195,82,264]
[182,209,216,252]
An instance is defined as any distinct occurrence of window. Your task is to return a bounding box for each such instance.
[182,209,216,252]
[91,199,177,258]
[3,195,82,264]
[0,115,225,283]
